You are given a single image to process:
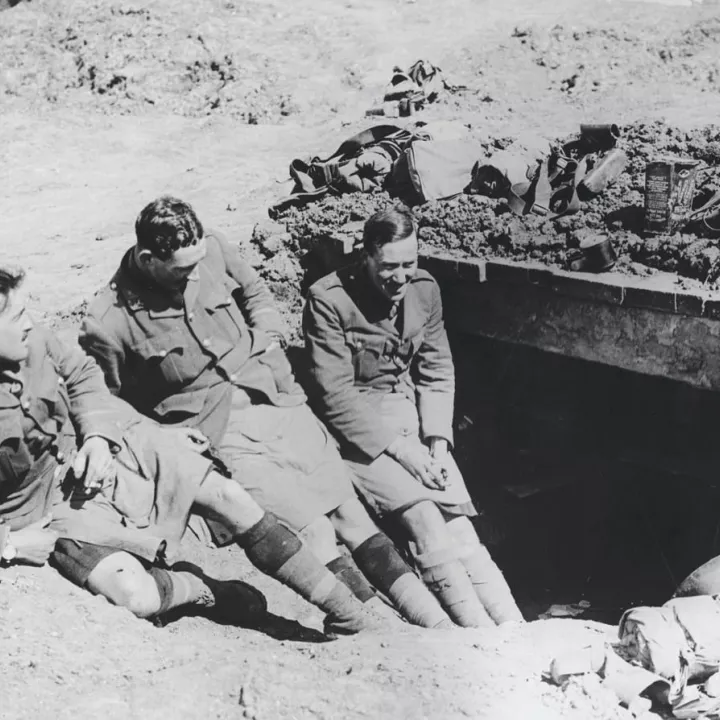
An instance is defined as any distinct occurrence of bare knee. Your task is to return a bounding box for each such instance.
[194,471,265,533]
[399,501,452,554]
[328,498,379,551]
[298,515,340,565]
[86,553,161,619]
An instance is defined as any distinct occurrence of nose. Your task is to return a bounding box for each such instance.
[20,310,32,334]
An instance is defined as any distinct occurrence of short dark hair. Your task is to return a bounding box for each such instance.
[0,266,25,314]
[362,205,416,255]
[135,196,204,260]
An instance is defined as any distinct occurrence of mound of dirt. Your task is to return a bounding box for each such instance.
[271,120,720,301]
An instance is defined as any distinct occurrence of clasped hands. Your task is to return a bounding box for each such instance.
[385,435,451,491]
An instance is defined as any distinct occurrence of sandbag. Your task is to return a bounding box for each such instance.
[390,138,484,206]
[619,595,720,687]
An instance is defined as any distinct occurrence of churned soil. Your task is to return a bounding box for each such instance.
[274,120,720,294]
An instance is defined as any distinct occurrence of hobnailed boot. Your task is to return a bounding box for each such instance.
[236,513,402,637]
[415,547,494,628]
[447,517,524,625]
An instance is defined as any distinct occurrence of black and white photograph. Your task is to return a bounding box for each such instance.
[2,0,720,717]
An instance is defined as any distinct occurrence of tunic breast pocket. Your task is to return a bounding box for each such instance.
[135,333,206,388]
[348,332,387,382]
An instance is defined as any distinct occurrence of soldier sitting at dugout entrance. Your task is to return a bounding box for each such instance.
[79,196,452,629]
[303,206,524,627]
[0,266,402,635]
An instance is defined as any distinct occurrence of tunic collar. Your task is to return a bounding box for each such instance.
[113,248,197,317]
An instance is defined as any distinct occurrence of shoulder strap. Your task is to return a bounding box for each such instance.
[508,155,590,219]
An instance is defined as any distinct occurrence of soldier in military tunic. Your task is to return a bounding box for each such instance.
[80,196,450,629]
[0,265,403,636]
[304,206,523,627]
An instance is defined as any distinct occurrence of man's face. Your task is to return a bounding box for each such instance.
[366,232,419,304]
[139,237,208,292]
[0,287,33,365]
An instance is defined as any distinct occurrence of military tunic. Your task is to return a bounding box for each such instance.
[80,231,355,531]
[303,263,475,517]
[0,325,213,565]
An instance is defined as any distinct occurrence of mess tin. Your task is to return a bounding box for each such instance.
[567,237,617,273]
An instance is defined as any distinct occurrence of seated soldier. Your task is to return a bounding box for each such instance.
[0,265,401,636]
[79,196,450,629]
[303,206,524,627]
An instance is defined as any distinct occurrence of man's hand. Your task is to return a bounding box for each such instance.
[11,515,58,566]
[386,436,447,491]
[73,436,116,493]
[165,427,210,454]
[428,437,451,483]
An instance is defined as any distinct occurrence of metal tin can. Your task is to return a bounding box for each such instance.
[644,158,701,234]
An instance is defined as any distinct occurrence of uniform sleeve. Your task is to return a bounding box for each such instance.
[414,281,455,445]
[214,233,288,342]
[78,311,128,397]
[303,289,397,461]
[45,330,137,447]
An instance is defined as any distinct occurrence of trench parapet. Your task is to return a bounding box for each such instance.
[420,253,720,391]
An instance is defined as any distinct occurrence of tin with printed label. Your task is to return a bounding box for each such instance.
[644,158,701,234]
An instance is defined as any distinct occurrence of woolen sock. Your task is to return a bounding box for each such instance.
[352,533,449,628]
[236,512,376,627]
[447,517,524,624]
[147,567,212,615]
[457,543,524,624]
[326,555,377,603]
[415,548,495,628]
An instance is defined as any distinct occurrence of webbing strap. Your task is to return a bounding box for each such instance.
[508,154,589,219]
[687,187,720,232]
[270,125,431,216]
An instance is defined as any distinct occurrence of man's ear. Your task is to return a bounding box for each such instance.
[136,248,155,268]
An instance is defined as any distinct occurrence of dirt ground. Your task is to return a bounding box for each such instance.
[2,0,719,718]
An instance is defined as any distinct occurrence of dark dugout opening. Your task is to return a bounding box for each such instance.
[451,333,720,624]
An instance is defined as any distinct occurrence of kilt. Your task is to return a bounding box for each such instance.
[218,391,355,531]
[49,421,214,565]
[343,393,477,518]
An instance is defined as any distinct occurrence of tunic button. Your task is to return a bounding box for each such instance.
[159,350,168,358]
[188,312,194,320]
[202,339,211,348]
[229,373,237,382]
[56,451,65,462]
[57,377,64,385]
[21,400,30,410]
[110,282,117,290]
